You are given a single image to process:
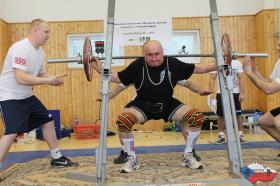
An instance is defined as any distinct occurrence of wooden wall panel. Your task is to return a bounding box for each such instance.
[3,12,276,132]
[0,19,10,73]
[0,19,10,137]
[256,10,280,112]
[255,12,269,111]
[172,16,260,113]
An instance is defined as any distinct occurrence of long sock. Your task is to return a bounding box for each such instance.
[0,163,2,170]
[239,130,243,136]
[122,138,136,157]
[184,130,201,155]
[50,148,62,159]
[219,131,225,137]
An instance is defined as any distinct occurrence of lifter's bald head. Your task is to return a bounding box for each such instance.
[143,40,164,67]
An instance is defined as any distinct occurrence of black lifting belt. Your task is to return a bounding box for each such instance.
[135,98,163,114]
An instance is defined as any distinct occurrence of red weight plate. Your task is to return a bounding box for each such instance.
[83,37,93,81]
[221,33,232,66]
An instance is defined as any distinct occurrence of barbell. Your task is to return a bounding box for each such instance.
[48,33,268,81]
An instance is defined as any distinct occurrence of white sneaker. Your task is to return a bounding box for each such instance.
[120,156,140,173]
[215,135,226,144]
[181,153,203,169]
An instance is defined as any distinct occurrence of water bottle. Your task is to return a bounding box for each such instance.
[74,114,79,127]
[253,112,262,123]
[175,121,182,132]
[172,122,176,132]
[27,130,36,141]
[253,111,262,133]
[210,122,213,130]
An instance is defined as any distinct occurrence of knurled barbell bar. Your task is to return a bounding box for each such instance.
[48,33,268,81]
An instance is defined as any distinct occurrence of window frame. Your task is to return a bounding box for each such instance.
[165,30,200,63]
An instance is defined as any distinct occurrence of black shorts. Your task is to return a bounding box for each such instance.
[216,93,242,116]
[0,95,53,135]
[270,107,280,117]
[125,97,183,122]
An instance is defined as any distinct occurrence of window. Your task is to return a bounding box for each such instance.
[165,30,200,63]
[67,33,124,68]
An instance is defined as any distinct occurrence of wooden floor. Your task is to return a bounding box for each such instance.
[10,129,274,152]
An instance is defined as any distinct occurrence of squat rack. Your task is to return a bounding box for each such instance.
[67,0,253,185]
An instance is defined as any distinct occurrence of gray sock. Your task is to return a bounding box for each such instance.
[0,163,2,170]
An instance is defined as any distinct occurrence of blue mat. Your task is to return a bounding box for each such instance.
[2,141,279,168]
